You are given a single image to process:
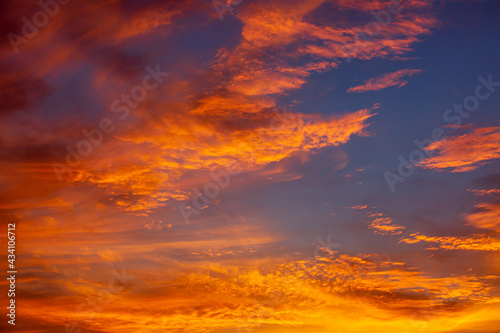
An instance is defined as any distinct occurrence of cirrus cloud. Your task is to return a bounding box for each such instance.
[348,69,423,93]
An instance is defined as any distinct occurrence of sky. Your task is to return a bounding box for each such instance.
[0,0,500,332]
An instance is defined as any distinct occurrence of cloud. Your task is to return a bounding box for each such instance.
[465,203,500,232]
[368,212,406,235]
[468,188,500,196]
[2,2,498,332]
[417,127,500,172]
[236,0,439,67]
[16,250,498,332]
[400,233,500,251]
[98,249,124,263]
[347,69,423,93]
[464,187,500,232]
[346,204,368,209]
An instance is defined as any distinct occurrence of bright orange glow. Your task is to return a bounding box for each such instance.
[348,69,423,93]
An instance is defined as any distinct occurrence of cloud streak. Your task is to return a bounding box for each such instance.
[1,1,499,332]
[348,69,423,93]
[418,127,500,172]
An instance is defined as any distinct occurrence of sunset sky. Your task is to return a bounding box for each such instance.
[1,0,500,332]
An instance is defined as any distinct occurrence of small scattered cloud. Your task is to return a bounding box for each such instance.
[367,212,405,235]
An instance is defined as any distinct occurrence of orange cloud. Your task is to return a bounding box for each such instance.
[3,2,498,332]
[191,92,276,116]
[14,250,499,332]
[238,0,438,62]
[348,69,423,93]
[418,127,500,172]
[468,188,500,196]
[0,0,440,218]
[400,233,500,251]
[331,0,433,11]
[465,203,500,232]
[65,105,375,213]
[346,204,368,209]
[369,214,406,235]
[98,249,124,263]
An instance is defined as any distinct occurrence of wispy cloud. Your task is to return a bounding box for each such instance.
[348,69,423,93]
[418,127,500,172]
[466,202,500,232]
[1,1,499,332]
